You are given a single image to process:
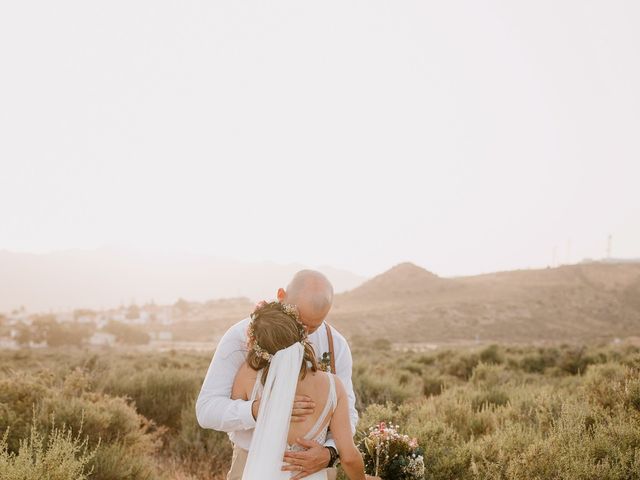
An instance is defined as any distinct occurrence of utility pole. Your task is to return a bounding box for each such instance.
[607,234,613,260]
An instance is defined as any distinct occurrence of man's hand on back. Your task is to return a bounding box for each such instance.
[291,395,315,422]
[282,438,331,480]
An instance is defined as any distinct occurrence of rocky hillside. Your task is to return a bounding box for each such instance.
[328,261,640,344]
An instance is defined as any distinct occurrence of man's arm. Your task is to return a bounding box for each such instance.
[324,332,358,451]
[333,338,358,434]
[195,320,257,432]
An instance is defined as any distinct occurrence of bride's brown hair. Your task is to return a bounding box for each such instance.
[247,302,318,385]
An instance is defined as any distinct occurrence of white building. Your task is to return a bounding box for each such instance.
[6,311,29,326]
[157,310,173,325]
[55,312,74,323]
[157,330,173,341]
[0,337,18,349]
[89,332,117,347]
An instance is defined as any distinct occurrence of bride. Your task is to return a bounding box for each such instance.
[231,301,377,480]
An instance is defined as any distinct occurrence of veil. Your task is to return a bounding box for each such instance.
[242,342,305,480]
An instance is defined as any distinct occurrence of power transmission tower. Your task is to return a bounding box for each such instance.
[607,234,613,259]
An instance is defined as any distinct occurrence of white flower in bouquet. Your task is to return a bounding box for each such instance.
[357,422,425,480]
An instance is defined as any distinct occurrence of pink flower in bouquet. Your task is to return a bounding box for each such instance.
[358,422,425,480]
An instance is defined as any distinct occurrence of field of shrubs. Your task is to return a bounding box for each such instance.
[1,341,640,479]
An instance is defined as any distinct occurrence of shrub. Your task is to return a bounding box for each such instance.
[471,389,510,412]
[171,397,233,477]
[519,348,559,373]
[0,414,97,480]
[423,375,444,397]
[103,321,150,345]
[4,343,640,480]
[99,367,202,431]
[353,372,415,410]
[0,371,164,480]
[479,345,504,365]
[558,346,592,375]
[447,353,480,380]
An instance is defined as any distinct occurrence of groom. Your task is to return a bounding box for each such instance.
[196,270,359,480]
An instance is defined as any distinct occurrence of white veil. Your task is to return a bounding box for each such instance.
[242,342,305,480]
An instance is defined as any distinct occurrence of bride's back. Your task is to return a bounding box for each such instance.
[232,363,335,446]
[287,370,333,446]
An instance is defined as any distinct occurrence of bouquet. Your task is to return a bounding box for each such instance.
[358,422,425,480]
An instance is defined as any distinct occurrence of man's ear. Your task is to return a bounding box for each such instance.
[277,288,286,302]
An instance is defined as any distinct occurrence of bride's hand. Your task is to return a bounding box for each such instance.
[365,476,382,480]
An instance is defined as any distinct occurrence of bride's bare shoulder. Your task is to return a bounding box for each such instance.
[231,361,258,400]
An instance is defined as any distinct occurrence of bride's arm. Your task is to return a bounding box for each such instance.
[329,376,366,480]
[231,362,255,401]
[195,321,257,432]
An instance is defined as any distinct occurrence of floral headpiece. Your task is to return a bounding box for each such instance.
[247,300,309,363]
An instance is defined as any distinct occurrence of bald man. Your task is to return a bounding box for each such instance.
[195,270,359,480]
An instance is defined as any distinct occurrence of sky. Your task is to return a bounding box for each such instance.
[1,0,639,277]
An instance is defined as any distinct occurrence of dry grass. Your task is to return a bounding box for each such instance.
[1,341,640,479]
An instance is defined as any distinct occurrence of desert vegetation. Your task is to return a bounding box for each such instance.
[1,341,640,479]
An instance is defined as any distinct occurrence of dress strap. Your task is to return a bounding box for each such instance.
[250,369,264,401]
[327,372,337,410]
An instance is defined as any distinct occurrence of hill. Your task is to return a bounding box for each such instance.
[0,248,366,312]
[328,261,640,344]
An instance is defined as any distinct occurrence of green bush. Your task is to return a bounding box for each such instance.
[447,353,480,380]
[171,397,233,477]
[103,320,150,345]
[423,375,444,397]
[0,370,163,480]
[479,345,504,365]
[0,414,97,480]
[99,367,202,431]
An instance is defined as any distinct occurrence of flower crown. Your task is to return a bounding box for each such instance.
[248,300,309,363]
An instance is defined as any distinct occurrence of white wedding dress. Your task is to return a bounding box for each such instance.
[242,343,338,480]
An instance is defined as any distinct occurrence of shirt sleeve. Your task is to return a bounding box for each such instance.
[323,329,359,454]
[334,339,359,434]
[195,321,257,432]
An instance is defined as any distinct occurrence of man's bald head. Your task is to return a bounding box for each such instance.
[277,270,334,333]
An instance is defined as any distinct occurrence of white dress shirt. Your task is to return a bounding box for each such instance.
[195,317,359,452]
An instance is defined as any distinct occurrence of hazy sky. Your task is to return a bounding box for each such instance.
[1,1,638,277]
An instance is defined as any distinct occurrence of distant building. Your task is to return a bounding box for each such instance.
[7,311,29,326]
[157,330,173,341]
[0,337,18,349]
[95,314,109,329]
[89,332,116,347]
[55,312,74,323]
[156,309,173,325]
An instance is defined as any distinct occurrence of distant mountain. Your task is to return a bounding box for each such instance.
[339,262,442,300]
[328,261,640,344]
[0,248,367,312]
